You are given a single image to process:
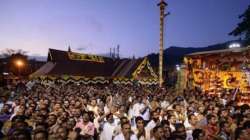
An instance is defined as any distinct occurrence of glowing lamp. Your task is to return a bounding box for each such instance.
[15,60,24,67]
[229,43,241,49]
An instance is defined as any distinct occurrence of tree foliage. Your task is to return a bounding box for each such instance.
[0,48,27,58]
[229,5,250,43]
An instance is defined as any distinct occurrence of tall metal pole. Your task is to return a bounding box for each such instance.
[158,0,167,87]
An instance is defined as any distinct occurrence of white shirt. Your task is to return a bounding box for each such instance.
[169,123,176,132]
[113,133,138,140]
[146,120,156,131]
[94,115,102,133]
[133,103,145,117]
[160,100,169,109]
[132,127,151,140]
[100,122,117,140]
[132,103,150,121]
[184,120,193,140]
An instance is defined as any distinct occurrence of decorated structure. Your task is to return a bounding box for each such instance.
[184,46,250,105]
[30,49,158,85]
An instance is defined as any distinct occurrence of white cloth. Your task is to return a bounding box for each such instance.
[169,123,176,132]
[100,122,117,140]
[184,120,193,140]
[160,100,169,109]
[133,103,145,117]
[94,116,101,133]
[132,103,150,121]
[104,105,110,114]
[146,120,156,131]
[113,133,138,140]
[132,127,151,140]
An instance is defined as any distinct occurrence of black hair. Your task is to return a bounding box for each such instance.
[206,114,216,122]
[219,121,227,130]
[243,120,250,129]
[192,129,204,140]
[153,125,163,133]
[9,129,31,140]
[135,116,144,123]
[161,120,170,126]
[121,121,130,129]
[33,129,48,139]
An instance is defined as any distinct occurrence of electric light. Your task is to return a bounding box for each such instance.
[15,60,24,67]
[229,43,241,48]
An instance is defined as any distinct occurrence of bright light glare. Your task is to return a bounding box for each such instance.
[15,60,24,67]
[176,64,180,71]
[229,43,241,48]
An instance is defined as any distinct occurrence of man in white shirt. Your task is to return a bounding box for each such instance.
[146,111,160,131]
[114,121,138,140]
[184,114,197,140]
[100,113,118,140]
[132,97,150,123]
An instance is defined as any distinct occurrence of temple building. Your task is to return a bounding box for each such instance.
[30,48,158,85]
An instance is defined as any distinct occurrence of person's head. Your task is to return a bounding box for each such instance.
[90,98,97,106]
[1,104,10,113]
[198,106,205,114]
[135,116,145,129]
[207,114,217,125]
[175,123,186,138]
[188,114,197,125]
[243,120,250,134]
[60,111,69,121]
[192,129,205,140]
[34,115,46,124]
[174,104,182,113]
[151,111,159,122]
[212,106,220,114]
[66,118,76,130]
[53,103,61,112]
[0,96,8,103]
[153,125,164,140]
[10,129,31,140]
[236,128,249,140]
[82,112,90,123]
[15,99,20,105]
[97,107,104,116]
[40,109,48,116]
[137,96,142,103]
[119,105,126,113]
[72,108,81,118]
[14,121,29,130]
[121,121,131,136]
[47,114,57,127]
[106,113,114,124]
[63,100,69,108]
[33,130,48,140]
[75,100,81,108]
[220,109,229,117]
[219,121,230,133]
[168,115,176,124]
[120,116,129,125]
[16,105,26,115]
[56,127,68,139]
[161,120,171,138]
[35,123,48,131]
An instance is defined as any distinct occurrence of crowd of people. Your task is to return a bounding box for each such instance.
[0,81,250,140]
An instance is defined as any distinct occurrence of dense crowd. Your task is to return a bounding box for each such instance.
[0,81,250,140]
